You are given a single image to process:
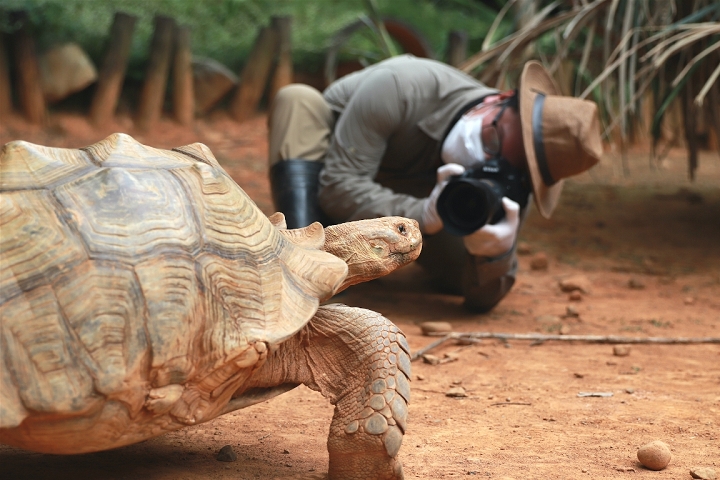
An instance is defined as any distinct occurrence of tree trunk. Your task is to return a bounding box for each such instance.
[172,25,194,126]
[229,26,279,123]
[136,15,176,131]
[9,10,45,124]
[0,33,12,119]
[446,31,468,68]
[268,15,293,106]
[89,12,137,127]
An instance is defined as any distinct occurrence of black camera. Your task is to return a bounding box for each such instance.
[436,158,531,236]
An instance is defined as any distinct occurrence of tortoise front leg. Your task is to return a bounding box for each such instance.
[240,303,410,480]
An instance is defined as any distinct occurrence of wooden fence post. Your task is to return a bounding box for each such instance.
[268,15,293,106]
[172,25,193,126]
[0,33,12,119]
[89,12,137,127]
[446,31,467,68]
[136,15,176,131]
[9,10,45,124]
[230,26,279,123]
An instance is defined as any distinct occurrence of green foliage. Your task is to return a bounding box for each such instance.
[0,0,498,77]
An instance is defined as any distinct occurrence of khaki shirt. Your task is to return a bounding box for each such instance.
[319,55,497,230]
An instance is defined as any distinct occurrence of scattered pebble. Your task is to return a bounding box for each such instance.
[419,321,452,335]
[445,386,467,398]
[637,440,672,470]
[535,314,562,324]
[530,252,548,270]
[559,275,591,293]
[564,306,580,318]
[684,296,696,305]
[690,466,717,479]
[624,388,635,394]
[574,373,585,378]
[560,325,571,335]
[628,278,645,289]
[606,360,617,366]
[613,345,631,357]
[569,290,583,301]
[216,444,237,462]
[517,241,532,255]
[421,354,441,365]
[283,449,290,454]
[415,374,426,381]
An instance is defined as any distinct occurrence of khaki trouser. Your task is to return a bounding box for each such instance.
[268,84,335,166]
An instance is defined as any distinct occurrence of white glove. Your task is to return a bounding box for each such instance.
[463,197,520,257]
[421,163,466,234]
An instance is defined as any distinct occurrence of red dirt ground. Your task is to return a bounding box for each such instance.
[1,112,719,479]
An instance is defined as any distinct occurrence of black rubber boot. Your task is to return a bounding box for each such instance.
[269,159,330,229]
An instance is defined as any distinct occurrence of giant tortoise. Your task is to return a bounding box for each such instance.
[0,133,422,479]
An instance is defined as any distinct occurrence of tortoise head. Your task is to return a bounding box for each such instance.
[322,217,422,295]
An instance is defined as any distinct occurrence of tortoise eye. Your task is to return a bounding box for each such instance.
[398,224,407,235]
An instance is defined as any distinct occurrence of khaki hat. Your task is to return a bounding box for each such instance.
[519,60,603,218]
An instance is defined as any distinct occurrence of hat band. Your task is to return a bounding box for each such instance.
[532,93,556,186]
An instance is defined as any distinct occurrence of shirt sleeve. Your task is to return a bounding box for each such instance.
[318,67,427,223]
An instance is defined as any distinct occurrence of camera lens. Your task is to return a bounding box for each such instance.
[437,178,504,236]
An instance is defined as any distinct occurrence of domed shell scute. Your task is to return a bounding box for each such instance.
[0,190,88,304]
[53,167,201,263]
[81,133,196,170]
[0,141,94,191]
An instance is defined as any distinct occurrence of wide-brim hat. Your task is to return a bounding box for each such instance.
[519,61,603,218]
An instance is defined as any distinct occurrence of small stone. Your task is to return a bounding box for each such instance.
[559,275,591,293]
[530,252,548,270]
[517,242,532,255]
[690,466,717,479]
[569,291,583,301]
[422,354,441,365]
[574,373,584,378]
[535,314,562,324]
[283,449,290,454]
[637,440,672,470]
[446,386,467,398]
[565,306,580,317]
[613,345,631,357]
[216,445,237,462]
[624,388,635,394]
[420,321,452,335]
[628,278,645,289]
[684,297,696,305]
[415,374,425,381]
[560,324,571,335]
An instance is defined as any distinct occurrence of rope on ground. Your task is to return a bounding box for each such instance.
[410,332,720,361]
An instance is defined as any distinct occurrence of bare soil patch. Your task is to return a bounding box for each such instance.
[1,113,719,479]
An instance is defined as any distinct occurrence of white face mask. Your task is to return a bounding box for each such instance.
[441,113,486,168]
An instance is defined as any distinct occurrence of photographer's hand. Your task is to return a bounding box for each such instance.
[463,197,520,257]
[421,163,466,234]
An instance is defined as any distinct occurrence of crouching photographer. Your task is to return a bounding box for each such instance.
[268,55,602,313]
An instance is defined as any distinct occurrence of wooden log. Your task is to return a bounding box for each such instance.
[136,15,176,131]
[9,10,45,124]
[446,30,467,68]
[0,33,12,119]
[229,26,278,123]
[89,12,137,127]
[268,15,293,106]
[172,25,193,126]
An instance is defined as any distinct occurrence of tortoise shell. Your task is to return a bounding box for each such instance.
[0,133,348,438]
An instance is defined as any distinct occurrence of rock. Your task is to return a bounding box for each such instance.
[684,296,696,305]
[560,324,571,335]
[38,43,97,103]
[535,314,562,324]
[628,278,645,289]
[420,321,452,335]
[217,444,237,462]
[613,345,631,357]
[530,252,548,270]
[517,241,532,255]
[415,374,425,381]
[569,291,583,301]
[422,354,441,365]
[446,386,467,398]
[564,306,580,318]
[193,57,238,115]
[690,467,717,479]
[559,275,591,293]
[636,440,671,470]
